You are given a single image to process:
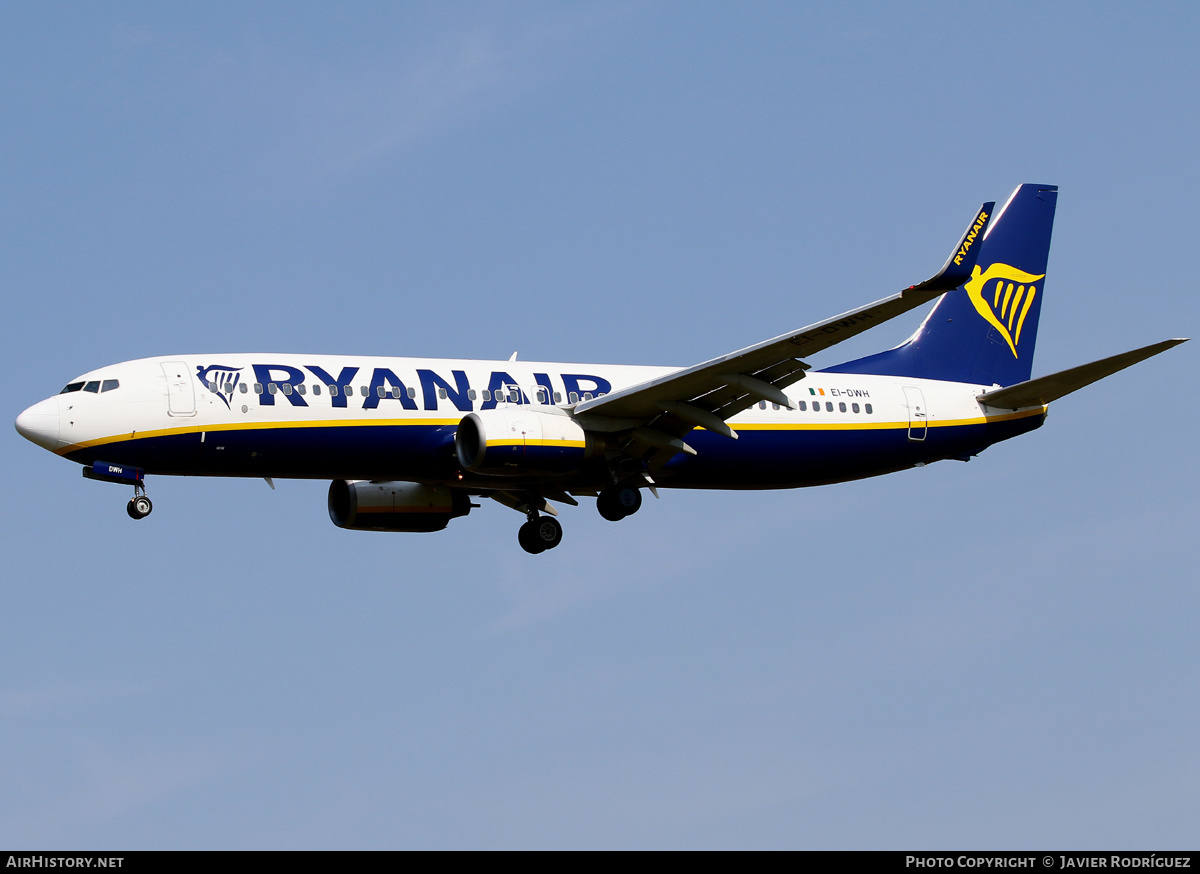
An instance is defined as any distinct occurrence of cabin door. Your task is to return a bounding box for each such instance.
[903,386,928,441]
[162,361,197,417]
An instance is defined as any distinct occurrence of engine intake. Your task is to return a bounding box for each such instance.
[455,409,599,476]
[328,480,470,532]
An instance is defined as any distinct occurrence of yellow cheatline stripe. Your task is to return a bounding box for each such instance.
[486,439,587,449]
[713,407,1045,432]
[58,407,1045,455]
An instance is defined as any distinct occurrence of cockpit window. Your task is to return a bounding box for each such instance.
[83,381,101,393]
[60,382,85,394]
[101,379,119,392]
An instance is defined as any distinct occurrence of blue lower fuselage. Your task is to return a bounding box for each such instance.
[61,411,1044,491]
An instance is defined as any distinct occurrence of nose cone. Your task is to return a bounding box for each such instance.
[15,397,61,451]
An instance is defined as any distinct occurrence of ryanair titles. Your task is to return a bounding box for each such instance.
[195,364,613,413]
[952,208,990,266]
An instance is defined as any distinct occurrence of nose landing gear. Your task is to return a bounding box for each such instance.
[126,485,153,520]
[82,462,153,520]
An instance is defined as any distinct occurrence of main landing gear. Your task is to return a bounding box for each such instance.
[518,512,563,554]
[509,483,643,553]
[126,485,153,520]
[596,484,642,521]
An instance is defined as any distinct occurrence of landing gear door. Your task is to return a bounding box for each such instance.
[903,386,927,441]
[162,361,197,417]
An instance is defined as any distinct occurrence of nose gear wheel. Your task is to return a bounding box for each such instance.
[127,494,153,519]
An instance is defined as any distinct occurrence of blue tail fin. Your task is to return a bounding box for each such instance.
[824,184,1058,386]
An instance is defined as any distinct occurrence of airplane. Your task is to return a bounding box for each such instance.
[14,184,1187,554]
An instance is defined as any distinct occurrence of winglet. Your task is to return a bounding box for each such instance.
[906,201,995,294]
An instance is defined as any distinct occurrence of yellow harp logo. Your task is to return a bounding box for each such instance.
[964,262,1045,358]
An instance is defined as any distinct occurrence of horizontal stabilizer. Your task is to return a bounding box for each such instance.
[977,338,1188,409]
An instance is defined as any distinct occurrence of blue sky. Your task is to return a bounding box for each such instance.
[2,2,1197,848]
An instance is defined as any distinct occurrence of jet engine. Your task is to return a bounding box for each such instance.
[454,409,601,476]
[328,480,471,532]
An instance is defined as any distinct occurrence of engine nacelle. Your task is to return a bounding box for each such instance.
[328,480,471,532]
[455,408,600,476]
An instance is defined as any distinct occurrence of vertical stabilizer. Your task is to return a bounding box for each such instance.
[824,184,1058,386]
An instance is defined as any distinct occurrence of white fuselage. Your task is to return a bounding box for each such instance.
[19,353,1043,491]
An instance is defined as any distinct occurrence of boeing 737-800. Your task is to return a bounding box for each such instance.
[14,185,1186,553]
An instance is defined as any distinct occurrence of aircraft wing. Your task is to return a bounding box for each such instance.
[976,338,1188,410]
[572,202,994,462]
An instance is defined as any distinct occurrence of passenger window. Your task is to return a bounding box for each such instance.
[468,389,477,401]
[407,387,416,399]
[825,402,833,412]
[482,390,491,401]
[583,392,593,401]
[360,386,368,397]
[772,403,780,410]
[554,392,562,404]
[852,403,860,413]
[239,383,248,393]
[101,379,119,392]
[839,402,846,412]
[84,381,100,393]
[313,385,321,396]
[60,382,85,394]
[254,383,264,394]
[282,383,293,395]
[378,386,387,398]
[208,381,217,391]
[297,384,306,395]
[268,383,278,394]
[799,401,807,411]
[438,388,448,400]
[329,385,338,396]
[865,404,873,414]
[568,392,579,403]
[758,401,766,410]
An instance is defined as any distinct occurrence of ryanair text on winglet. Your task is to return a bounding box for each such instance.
[952,209,990,266]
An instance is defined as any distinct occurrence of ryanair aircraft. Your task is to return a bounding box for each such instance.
[14,185,1187,553]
